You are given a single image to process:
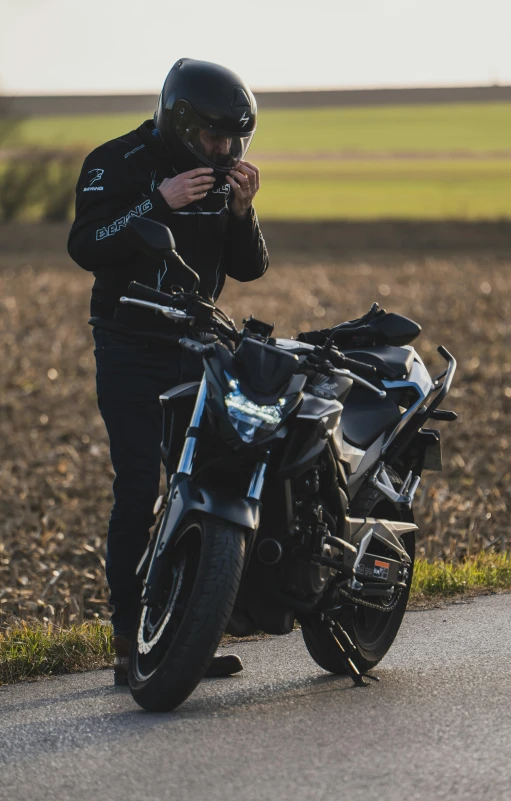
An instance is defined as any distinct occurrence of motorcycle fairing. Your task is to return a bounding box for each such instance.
[277,394,343,479]
[341,387,402,450]
[344,434,385,495]
[336,350,434,475]
[234,337,300,399]
[381,356,433,453]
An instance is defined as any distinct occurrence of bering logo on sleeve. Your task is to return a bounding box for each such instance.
[95,199,153,240]
[124,144,145,159]
[84,168,105,192]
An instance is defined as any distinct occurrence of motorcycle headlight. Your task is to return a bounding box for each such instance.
[224,379,287,443]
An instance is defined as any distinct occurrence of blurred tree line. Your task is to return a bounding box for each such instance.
[0,96,83,222]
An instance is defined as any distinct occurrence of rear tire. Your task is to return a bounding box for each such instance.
[129,514,245,712]
[302,469,415,675]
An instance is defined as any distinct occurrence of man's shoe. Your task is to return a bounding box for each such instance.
[112,634,131,686]
[205,652,243,678]
[112,636,243,684]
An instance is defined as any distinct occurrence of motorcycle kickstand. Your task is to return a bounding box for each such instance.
[328,620,380,687]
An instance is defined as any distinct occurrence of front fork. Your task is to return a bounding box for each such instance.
[176,374,208,476]
[137,375,268,595]
[137,375,208,595]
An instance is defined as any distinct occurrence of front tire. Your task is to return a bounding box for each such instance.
[302,469,415,675]
[129,514,245,712]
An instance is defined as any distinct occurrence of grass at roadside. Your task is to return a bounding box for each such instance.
[1,554,509,686]
[412,552,511,599]
[0,620,113,685]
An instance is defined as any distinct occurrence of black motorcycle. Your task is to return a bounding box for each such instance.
[122,217,456,712]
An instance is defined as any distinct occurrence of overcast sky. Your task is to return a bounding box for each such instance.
[2,0,511,94]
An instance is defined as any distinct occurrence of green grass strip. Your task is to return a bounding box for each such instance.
[0,620,113,685]
[1,554,510,685]
[8,102,511,153]
[411,552,511,598]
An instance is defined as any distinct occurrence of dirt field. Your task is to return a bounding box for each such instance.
[0,237,510,624]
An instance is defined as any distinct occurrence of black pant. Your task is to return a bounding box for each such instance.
[93,328,202,636]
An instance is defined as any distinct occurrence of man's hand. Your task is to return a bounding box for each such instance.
[227,161,260,219]
[158,168,215,209]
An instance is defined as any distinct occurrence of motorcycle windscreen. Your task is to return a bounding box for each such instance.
[234,338,299,401]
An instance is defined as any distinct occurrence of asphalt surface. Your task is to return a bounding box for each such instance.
[1,594,510,801]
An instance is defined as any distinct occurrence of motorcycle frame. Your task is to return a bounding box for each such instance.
[140,341,456,610]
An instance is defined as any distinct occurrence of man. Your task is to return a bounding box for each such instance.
[68,58,269,684]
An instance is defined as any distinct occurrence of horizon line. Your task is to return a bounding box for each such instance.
[4,80,511,99]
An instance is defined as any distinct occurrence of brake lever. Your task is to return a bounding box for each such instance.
[303,353,386,399]
[332,367,386,398]
[119,296,195,323]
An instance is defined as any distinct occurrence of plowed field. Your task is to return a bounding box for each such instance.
[1,247,509,624]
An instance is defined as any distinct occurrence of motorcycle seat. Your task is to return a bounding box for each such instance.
[342,345,414,379]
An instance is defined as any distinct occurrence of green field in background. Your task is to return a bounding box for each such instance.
[255,159,511,219]
[8,102,511,154]
[5,103,511,220]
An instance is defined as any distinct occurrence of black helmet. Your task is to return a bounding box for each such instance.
[155,58,257,174]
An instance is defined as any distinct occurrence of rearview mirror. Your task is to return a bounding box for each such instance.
[128,216,176,252]
[127,214,201,293]
[371,313,421,345]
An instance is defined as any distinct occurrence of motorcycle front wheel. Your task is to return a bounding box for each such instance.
[129,514,245,712]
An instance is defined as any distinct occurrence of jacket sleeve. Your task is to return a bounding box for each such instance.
[222,206,269,282]
[67,151,172,272]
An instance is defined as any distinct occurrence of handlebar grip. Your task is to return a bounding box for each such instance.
[179,337,206,355]
[127,281,177,307]
[342,357,378,379]
[329,349,378,379]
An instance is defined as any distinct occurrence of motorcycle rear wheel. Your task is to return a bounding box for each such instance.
[302,470,415,676]
[129,514,245,712]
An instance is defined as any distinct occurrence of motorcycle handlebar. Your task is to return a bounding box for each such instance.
[119,297,192,323]
[327,349,378,380]
[127,281,179,307]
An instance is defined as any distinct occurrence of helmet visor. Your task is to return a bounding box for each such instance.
[176,105,254,172]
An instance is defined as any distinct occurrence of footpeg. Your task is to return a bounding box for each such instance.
[370,463,420,508]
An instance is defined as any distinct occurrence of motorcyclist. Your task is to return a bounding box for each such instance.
[68,58,269,684]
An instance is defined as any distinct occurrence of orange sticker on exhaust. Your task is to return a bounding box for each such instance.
[375,560,390,569]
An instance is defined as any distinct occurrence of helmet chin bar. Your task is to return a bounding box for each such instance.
[175,102,254,173]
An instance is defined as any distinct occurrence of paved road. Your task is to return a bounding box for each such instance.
[1,595,510,801]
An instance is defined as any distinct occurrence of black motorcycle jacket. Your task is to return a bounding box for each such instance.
[68,120,269,332]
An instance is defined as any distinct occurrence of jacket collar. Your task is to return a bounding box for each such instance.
[137,120,177,173]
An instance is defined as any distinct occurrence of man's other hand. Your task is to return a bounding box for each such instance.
[227,161,260,219]
[158,168,215,209]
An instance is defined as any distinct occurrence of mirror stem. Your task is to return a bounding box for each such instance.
[165,249,200,294]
